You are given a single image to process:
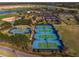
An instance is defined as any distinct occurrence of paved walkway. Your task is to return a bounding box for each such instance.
[0,46,40,57]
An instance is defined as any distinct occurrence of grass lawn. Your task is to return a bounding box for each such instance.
[0,15,12,19]
[54,25,79,56]
[0,14,17,19]
[0,21,5,25]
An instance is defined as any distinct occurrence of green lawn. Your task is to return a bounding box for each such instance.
[0,21,5,25]
[0,15,11,19]
[0,14,16,19]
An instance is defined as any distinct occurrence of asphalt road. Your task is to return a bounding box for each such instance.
[0,46,40,57]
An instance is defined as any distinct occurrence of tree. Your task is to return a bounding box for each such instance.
[10,34,30,50]
[14,18,32,25]
[0,32,10,42]
[0,22,12,30]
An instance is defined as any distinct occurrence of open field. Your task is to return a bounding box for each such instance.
[54,25,79,56]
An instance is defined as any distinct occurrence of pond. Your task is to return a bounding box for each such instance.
[0,10,16,15]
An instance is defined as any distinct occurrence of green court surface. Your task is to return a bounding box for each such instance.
[48,43,57,48]
[38,34,54,38]
[38,42,58,48]
[38,42,47,48]
[36,26,51,29]
[39,29,52,32]
[16,29,24,32]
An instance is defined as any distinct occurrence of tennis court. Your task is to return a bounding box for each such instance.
[9,27,31,34]
[32,40,62,49]
[34,34,57,40]
[32,24,63,51]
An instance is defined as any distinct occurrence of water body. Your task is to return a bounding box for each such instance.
[0,10,16,15]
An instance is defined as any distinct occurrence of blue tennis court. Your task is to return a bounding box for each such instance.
[9,27,31,34]
[35,24,52,29]
[34,34,57,40]
[45,15,58,20]
[32,40,62,50]
[32,24,63,51]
